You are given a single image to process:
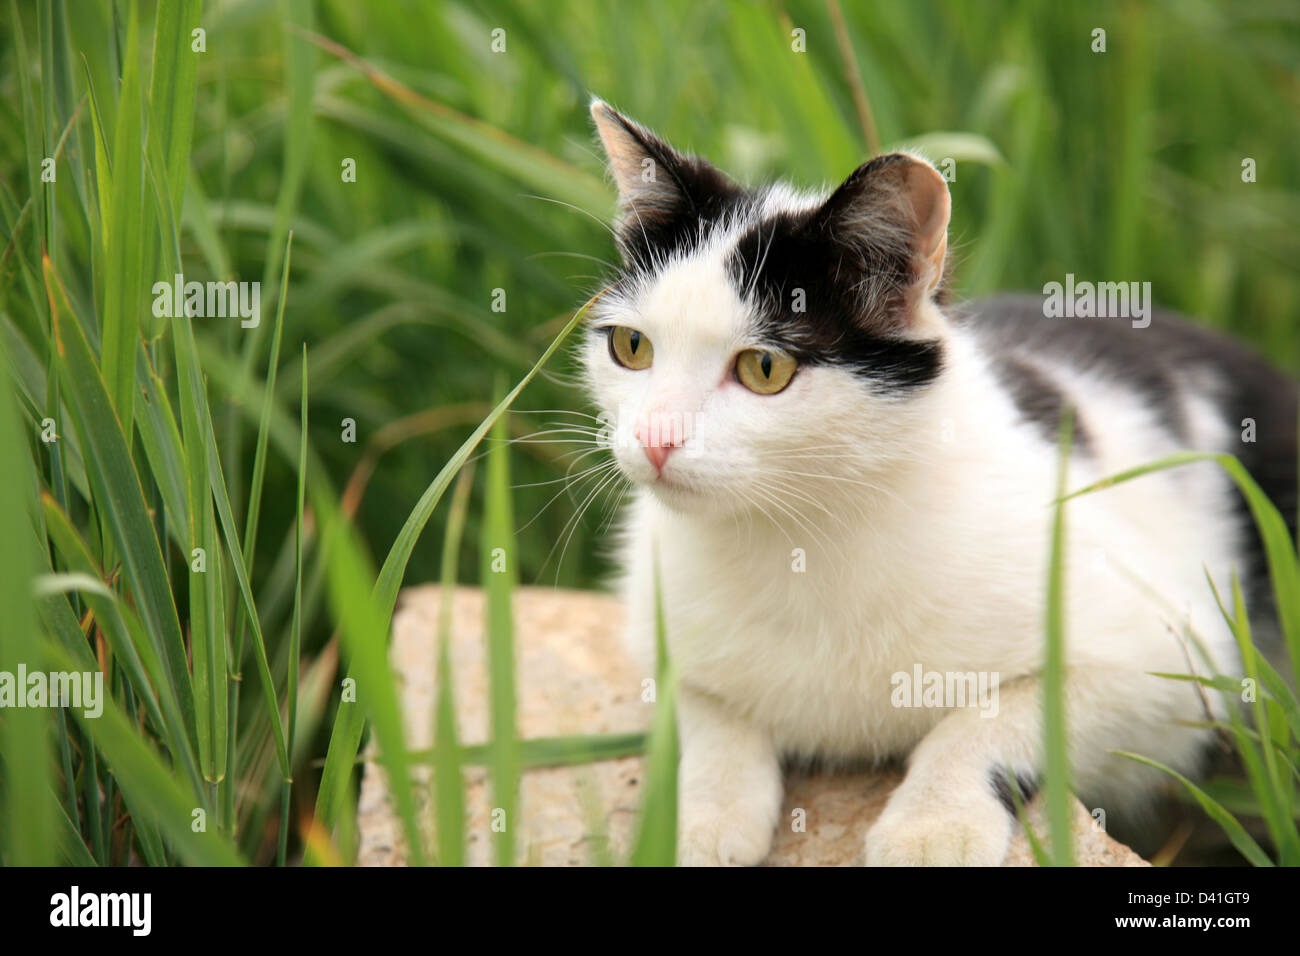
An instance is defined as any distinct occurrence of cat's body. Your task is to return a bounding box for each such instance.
[582,100,1297,865]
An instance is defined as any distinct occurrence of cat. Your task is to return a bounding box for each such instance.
[580,98,1298,866]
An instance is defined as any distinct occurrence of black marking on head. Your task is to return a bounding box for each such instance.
[726,178,944,392]
[594,120,949,393]
[991,355,1093,455]
[990,768,1040,817]
[596,110,750,275]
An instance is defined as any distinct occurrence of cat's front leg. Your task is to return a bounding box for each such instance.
[865,676,1043,866]
[675,685,784,866]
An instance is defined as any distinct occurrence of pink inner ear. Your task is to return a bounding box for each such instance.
[904,163,951,261]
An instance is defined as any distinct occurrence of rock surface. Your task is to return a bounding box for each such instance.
[357,585,1147,866]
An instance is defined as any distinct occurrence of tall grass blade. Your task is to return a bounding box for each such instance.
[0,324,56,865]
[629,547,678,866]
[147,0,201,221]
[434,469,474,866]
[482,380,519,866]
[278,343,309,865]
[1114,750,1274,867]
[316,483,427,865]
[1043,410,1074,866]
[100,0,145,433]
[44,254,199,756]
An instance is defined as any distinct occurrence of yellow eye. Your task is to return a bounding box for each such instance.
[736,348,797,394]
[609,326,654,370]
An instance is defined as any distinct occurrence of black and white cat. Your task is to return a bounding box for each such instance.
[581,99,1297,865]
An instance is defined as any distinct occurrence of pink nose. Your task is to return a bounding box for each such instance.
[635,422,679,475]
[642,442,674,474]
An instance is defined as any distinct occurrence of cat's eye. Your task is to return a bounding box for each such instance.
[608,326,654,370]
[736,348,797,394]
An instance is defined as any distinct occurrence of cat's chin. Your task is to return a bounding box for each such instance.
[641,476,705,512]
[640,475,745,519]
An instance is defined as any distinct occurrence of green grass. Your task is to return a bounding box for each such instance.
[1041,408,1075,866]
[481,379,520,866]
[0,0,1297,867]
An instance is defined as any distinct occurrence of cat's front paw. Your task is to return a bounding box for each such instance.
[677,800,777,867]
[865,803,1012,866]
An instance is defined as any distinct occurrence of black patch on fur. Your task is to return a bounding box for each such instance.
[601,112,750,276]
[990,768,1040,817]
[966,294,1298,632]
[991,355,1092,455]
[964,296,1194,441]
[726,157,945,392]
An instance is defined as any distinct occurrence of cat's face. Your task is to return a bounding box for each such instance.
[582,100,953,517]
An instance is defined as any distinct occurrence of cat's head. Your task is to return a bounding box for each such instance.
[583,99,953,516]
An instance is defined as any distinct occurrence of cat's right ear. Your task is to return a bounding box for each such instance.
[589,98,738,263]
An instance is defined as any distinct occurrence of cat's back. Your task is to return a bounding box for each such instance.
[957,292,1297,618]
[958,294,1294,474]
[957,293,1296,421]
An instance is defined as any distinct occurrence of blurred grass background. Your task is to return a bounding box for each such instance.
[7,0,1297,595]
[1,0,1298,865]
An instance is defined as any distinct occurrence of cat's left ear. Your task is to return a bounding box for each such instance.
[814,153,951,325]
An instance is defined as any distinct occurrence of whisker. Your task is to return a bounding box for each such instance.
[539,465,625,583]
[512,408,605,421]
[511,460,610,490]
[527,250,618,271]
[517,459,619,536]
[519,193,619,242]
